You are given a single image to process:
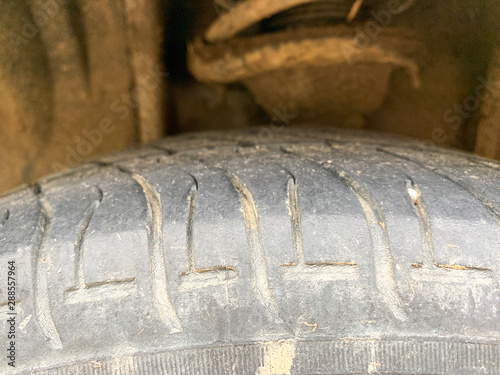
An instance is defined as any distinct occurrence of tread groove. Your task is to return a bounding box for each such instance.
[0,209,9,228]
[285,173,306,265]
[228,172,287,326]
[118,167,182,333]
[405,179,493,284]
[378,148,500,226]
[332,167,408,321]
[148,145,178,155]
[280,148,407,321]
[185,174,198,274]
[33,185,63,349]
[64,187,138,303]
[179,172,238,288]
[282,173,360,281]
[405,180,435,269]
[75,189,103,289]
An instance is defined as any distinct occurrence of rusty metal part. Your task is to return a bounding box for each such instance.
[191,27,421,87]
[261,1,355,32]
[206,0,418,41]
[206,0,327,42]
[197,0,424,129]
[346,0,364,23]
[189,25,423,127]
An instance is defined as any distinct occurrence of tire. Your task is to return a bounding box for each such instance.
[0,128,499,374]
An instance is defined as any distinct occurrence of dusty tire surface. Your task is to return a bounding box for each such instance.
[0,128,499,374]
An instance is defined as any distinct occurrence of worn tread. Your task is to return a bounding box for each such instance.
[0,129,498,374]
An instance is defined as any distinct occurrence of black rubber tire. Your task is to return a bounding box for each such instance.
[0,128,499,374]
